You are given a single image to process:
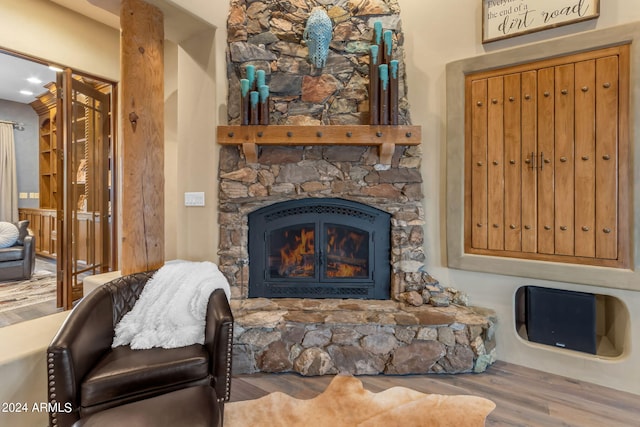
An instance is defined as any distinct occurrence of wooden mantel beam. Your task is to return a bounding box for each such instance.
[217,125,422,165]
[120,0,164,275]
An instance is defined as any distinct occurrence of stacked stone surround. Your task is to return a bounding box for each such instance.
[218,143,426,299]
[220,0,423,297]
[219,0,498,375]
[226,0,410,126]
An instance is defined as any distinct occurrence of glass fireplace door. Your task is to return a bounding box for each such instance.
[267,223,371,281]
[249,198,390,299]
[268,224,316,279]
[324,224,369,279]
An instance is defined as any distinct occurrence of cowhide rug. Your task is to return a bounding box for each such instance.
[225,374,496,427]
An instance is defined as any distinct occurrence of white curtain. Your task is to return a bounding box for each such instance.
[0,123,18,222]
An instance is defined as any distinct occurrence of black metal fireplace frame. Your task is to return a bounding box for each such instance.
[248,198,391,299]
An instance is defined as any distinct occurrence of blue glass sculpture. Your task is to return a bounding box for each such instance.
[303,7,332,68]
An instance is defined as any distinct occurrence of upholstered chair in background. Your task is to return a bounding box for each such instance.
[0,220,35,281]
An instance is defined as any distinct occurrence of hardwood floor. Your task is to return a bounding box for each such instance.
[0,298,62,328]
[229,361,640,427]
[0,256,63,327]
[0,255,103,326]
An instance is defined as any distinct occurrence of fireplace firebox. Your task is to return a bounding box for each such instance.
[248,198,391,299]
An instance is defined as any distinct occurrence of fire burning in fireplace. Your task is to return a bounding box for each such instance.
[273,226,369,279]
[326,227,368,278]
[278,228,315,277]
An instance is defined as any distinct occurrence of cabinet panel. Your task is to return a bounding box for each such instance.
[574,60,596,258]
[41,211,57,258]
[595,56,619,259]
[504,73,522,252]
[25,210,42,254]
[521,71,537,253]
[36,108,58,210]
[75,212,103,265]
[471,79,488,249]
[537,67,555,255]
[487,77,504,251]
[18,208,56,258]
[41,214,52,255]
[554,64,575,256]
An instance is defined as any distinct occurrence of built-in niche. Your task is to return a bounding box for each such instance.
[515,286,629,358]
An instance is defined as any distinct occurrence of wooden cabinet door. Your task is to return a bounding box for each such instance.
[574,59,596,258]
[536,67,555,255]
[595,55,619,260]
[464,45,629,268]
[554,63,575,256]
[487,76,504,251]
[503,73,521,252]
[520,71,537,253]
[58,69,115,309]
[470,79,488,250]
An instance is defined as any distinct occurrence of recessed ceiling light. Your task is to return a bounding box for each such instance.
[27,77,42,84]
[20,90,34,96]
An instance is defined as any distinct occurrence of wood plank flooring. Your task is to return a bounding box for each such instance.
[229,361,640,427]
[0,299,62,328]
[0,256,96,327]
[0,256,63,327]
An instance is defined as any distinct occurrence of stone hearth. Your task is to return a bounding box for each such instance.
[232,298,497,376]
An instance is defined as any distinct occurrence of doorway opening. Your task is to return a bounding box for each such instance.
[0,49,118,323]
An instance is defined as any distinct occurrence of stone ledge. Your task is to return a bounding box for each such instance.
[231,298,497,376]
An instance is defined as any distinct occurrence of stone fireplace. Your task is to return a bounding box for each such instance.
[217,0,497,376]
[217,144,496,376]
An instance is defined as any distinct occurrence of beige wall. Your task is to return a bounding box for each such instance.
[174,28,219,261]
[0,0,119,81]
[164,40,179,260]
[159,0,227,263]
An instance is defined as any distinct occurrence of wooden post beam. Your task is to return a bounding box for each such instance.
[120,0,164,275]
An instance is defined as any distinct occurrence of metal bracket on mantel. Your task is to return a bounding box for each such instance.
[216,125,421,165]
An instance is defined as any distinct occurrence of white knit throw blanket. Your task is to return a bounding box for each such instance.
[112,261,231,350]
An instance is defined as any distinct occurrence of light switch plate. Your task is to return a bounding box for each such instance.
[184,192,205,206]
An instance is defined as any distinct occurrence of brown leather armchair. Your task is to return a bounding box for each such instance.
[47,271,234,427]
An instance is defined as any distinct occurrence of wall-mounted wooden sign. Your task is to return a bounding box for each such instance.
[482,0,599,43]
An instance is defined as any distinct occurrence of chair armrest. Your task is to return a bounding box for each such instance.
[204,289,234,402]
[21,234,35,277]
[47,286,116,426]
